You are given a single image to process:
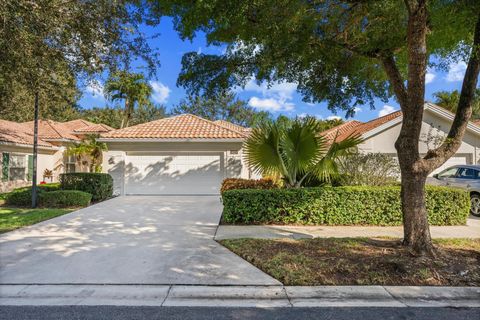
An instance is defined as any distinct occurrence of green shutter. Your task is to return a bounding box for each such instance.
[2,153,9,182]
[27,155,34,181]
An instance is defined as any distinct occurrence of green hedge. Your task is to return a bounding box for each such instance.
[38,190,92,208]
[222,186,470,226]
[4,183,61,207]
[60,173,113,202]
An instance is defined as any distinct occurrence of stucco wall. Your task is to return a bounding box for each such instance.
[357,109,480,172]
[102,141,248,195]
[0,144,61,192]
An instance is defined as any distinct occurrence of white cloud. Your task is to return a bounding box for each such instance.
[378,105,396,117]
[242,78,298,112]
[327,115,342,121]
[353,107,362,113]
[425,71,436,84]
[86,81,104,100]
[244,79,297,101]
[248,97,295,112]
[150,81,171,104]
[445,61,467,82]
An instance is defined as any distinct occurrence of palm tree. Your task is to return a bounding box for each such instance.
[104,71,153,128]
[433,89,480,120]
[66,135,108,173]
[244,117,361,188]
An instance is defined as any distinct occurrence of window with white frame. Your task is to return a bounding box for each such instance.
[65,154,76,173]
[9,154,27,180]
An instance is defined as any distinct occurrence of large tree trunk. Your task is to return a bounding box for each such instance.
[395,0,433,255]
[384,4,480,255]
[398,166,433,253]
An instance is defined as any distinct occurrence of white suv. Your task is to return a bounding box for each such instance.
[430,165,480,217]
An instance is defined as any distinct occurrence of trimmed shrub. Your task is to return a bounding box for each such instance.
[60,173,113,202]
[222,186,470,226]
[4,183,61,207]
[220,178,279,193]
[38,190,92,208]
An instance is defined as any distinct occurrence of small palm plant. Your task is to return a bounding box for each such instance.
[244,117,362,188]
[66,135,108,173]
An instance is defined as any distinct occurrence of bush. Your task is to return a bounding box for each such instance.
[220,178,279,193]
[38,190,92,208]
[4,183,61,207]
[60,173,113,202]
[338,153,400,186]
[222,186,470,226]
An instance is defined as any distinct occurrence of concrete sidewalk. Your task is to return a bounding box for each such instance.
[215,217,480,240]
[1,285,479,308]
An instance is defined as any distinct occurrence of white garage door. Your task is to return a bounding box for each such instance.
[124,153,223,195]
[431,155,469,176]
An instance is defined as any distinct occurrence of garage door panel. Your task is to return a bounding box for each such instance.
[125,153,223,195]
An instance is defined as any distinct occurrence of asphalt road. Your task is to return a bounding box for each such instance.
[1,306,479,320]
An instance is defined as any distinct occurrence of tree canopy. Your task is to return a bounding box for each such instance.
[433,89,480,120]
[0,0,159,113]
[172,93,272,127]
[104,71,154,128]
[149,0,477,116]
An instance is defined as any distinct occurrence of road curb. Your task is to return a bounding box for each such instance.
[1,285,479,307]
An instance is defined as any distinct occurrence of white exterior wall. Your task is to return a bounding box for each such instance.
[357,109,480,165]
[0,144,61,192]
[102,141,247,195]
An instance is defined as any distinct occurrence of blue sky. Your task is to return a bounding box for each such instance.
[79,18,469,123]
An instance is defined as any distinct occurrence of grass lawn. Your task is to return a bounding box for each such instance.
[220,238,480,286]
[0,207,73,233]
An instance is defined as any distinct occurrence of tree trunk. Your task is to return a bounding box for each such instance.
[121,99,130,129]
[378,4,479,256]
[396,0,433,255]
[399,168,433,254]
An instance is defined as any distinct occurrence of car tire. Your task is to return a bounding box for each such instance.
[471,193,480,217]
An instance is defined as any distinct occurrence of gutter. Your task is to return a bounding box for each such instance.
[0,141,60,151]
[97,138,245,143]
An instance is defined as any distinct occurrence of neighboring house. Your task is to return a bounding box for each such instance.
[99,114,253,196]
[322,103,480,175]
[0,119,113,192]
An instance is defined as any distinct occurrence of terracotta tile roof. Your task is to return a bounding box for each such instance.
[213,120,250,135]
[102,114,246,139]
[63,119,94,130]
[321,120,363,142]
[23,120,80,141]
[74,123,114,133]
[64,119,114,133]
[322,111,403,142]
[0,119,53,147]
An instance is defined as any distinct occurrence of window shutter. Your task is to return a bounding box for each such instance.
[2,153,9,182]
[27,155,34,181]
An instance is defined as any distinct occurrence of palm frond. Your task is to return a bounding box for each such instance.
[281,117,323,177]
[243,121,285,177]
[311,133,363,181]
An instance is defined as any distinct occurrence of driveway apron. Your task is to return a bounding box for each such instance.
[0,196,279,285]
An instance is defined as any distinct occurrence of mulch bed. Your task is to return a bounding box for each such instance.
[219,237,480,286]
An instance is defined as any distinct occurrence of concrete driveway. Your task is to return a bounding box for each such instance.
[0,196,279,285]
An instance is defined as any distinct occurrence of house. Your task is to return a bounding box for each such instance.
[99,114,253,196]
[322,102,480,175]
[0,119,113,192]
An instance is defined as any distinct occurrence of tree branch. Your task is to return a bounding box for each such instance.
[381,55,408,108]
[423,13,480,169]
